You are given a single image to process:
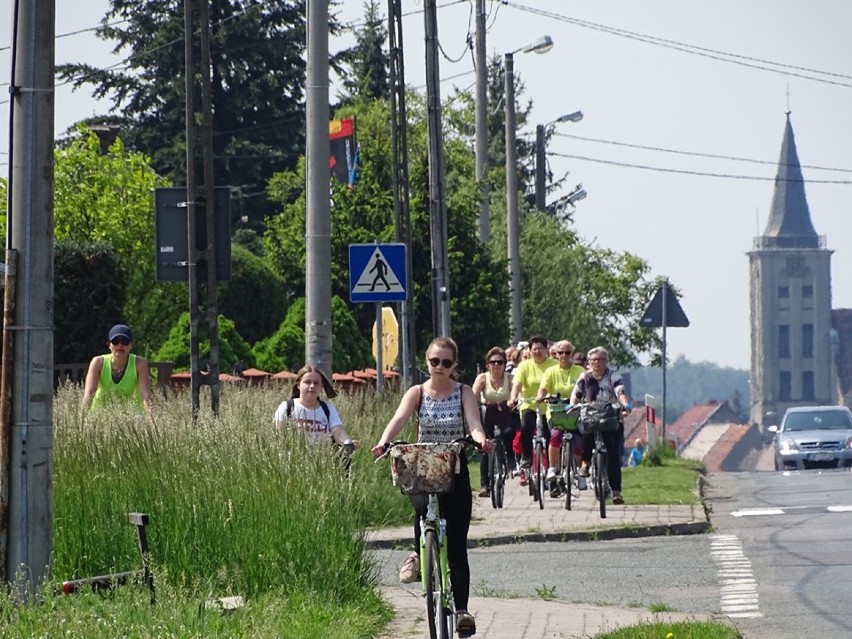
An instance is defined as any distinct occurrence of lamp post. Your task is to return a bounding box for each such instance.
[535,111,583,212]
[505,36,553,345]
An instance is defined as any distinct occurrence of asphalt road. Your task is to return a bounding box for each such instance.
[707,469,852,638]
[372,535,720,613]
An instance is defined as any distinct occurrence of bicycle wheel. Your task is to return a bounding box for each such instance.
[561,438,573,511]
[593,449,607,519]
[424,530,444,639]
[491,444,507,509]
[534,439,545,509]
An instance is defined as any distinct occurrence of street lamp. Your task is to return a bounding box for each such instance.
[505,35,553,345]
[535,111,583,212]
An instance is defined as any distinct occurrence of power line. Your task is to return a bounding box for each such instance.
[554,132,852,174]
[501,1,852,88]
[549,150,852,184]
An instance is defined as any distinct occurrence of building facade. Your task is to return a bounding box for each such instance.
[748,113,834,431]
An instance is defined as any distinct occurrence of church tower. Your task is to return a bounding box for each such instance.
[748,113,834,430]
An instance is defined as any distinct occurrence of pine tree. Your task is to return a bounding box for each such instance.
[57,0,346,221]
[337,0,390,106]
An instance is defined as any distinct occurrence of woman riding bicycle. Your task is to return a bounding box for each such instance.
[508,335,556,484]
[536,340,585,496]
[571,346,632,505]
[471,346,514,498]
[371,337,493,637]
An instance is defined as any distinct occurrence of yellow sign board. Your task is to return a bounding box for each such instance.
[372,306,399,370]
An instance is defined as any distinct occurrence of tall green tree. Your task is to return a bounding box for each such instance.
[53,127,182,353]
[337,0,390,106]
[263,96,508,377]
[56,0,346,221]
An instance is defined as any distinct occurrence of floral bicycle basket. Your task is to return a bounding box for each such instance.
[390,442,463,495]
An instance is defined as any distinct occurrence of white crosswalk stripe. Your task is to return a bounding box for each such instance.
[710,533,762,619]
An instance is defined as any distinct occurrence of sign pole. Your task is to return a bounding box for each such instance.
[661,279,669,443]
[375,303,384,394]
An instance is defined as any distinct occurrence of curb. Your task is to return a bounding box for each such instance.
[366,520,712,550]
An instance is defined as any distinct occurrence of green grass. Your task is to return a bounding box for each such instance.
[2,385,403,637]
[593,620,740,639]
[621,456,704,505]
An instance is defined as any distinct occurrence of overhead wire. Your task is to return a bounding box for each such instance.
[549,151,852,185]
[553,132,852,174]
[500,1,852,88]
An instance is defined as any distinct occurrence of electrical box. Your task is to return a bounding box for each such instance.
[155,187,231,281]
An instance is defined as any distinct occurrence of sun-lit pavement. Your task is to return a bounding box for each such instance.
[371,473,733,639]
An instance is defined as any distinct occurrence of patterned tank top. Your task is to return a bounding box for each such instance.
[418,382,466,443]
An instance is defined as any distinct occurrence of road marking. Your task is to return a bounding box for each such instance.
[732,505,852,517]
[731,508,784,517]
[710,534,762,619]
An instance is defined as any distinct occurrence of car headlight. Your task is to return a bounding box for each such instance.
[779,438,799,452]
[844,436,852,450]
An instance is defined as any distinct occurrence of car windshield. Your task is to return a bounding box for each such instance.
[783,410,852,432]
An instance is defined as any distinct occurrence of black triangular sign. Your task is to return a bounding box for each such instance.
[640,285,689,328]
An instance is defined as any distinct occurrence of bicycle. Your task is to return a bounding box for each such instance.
[488,420,509,509]
[577,401,622,519]
[540,395,582,510]
[378,439,476,639]
[513,396,546,507]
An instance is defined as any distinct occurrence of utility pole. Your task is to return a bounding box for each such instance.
[2,0,54,593]
[185,0,220,418]
[504,52,522,344]
[424,0,451,337]
[535,124,546,212]
[388,0,415,385]
[305,0,333,375]
[474,0,489,242]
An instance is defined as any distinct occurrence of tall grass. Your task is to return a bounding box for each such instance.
[51,383,410,598]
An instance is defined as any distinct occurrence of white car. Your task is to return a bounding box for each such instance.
[768,406,852,471]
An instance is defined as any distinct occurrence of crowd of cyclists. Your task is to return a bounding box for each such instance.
[476,336,633,505]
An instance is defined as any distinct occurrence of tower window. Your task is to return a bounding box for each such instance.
[802,285,813,298]
[778,286,790,298]
[802,324,814,358]
[779,371,792,402]
[802,371,815,401]
[778,325,790,358]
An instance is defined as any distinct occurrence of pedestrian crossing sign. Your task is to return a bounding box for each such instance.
[349,243,408,302]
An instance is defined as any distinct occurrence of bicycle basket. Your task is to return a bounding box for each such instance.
[390,443,462,495]
[549,405,580,431]
[578,402,620,435]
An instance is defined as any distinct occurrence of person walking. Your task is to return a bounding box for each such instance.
[371,337,493,637]
[82,324,153,416]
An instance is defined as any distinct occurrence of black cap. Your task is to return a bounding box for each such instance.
[108,324,133,341]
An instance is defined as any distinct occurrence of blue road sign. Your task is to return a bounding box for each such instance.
[349,243,408,303]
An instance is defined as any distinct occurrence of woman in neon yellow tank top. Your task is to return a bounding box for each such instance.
[82,324,153,416]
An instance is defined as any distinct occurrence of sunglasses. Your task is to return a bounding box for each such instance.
[110,337,131,346]
[428,357,455,369]
[488,360,506,365]
[556,350,572,355]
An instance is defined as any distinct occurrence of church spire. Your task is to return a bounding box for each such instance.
[762,112,818,248]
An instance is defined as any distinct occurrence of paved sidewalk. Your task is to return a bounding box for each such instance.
[370,474,734,639]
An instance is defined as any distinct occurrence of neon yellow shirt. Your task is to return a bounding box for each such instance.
[514,357,556,412]
[92,354,143,411]
[539,364,585,419]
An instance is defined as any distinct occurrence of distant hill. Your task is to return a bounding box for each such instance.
[624,355,749,423]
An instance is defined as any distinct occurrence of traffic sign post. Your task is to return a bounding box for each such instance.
[641,280,689,443]
[350,244,408,394]
[349,243,407,303]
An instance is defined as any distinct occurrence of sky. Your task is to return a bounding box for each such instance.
[1,0,851,371]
